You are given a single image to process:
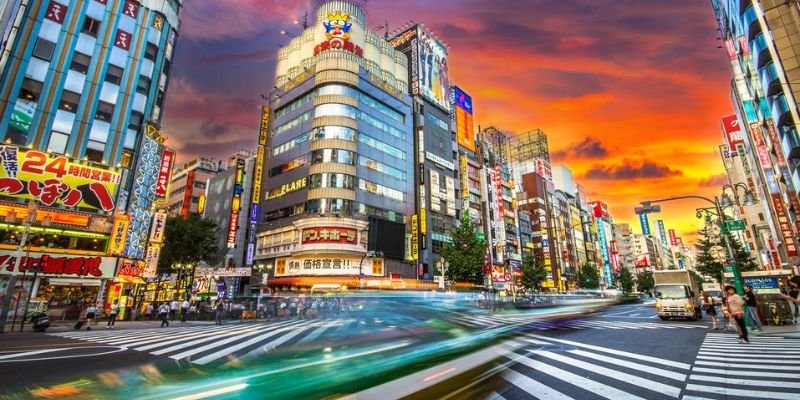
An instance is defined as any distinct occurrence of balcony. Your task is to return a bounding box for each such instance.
[783,126,800,161]
[772,93,792,127]
[742,5,761,40]
[739,0,752,16]
[751,33,771,67]
[759,62,781,97]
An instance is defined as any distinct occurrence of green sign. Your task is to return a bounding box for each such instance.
[723,220,746,233]
[723,265,735,273]
[474,231,486,241]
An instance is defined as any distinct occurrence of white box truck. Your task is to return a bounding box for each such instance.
[654,270,702,320]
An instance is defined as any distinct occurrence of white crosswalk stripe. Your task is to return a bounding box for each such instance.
[682,333,800,400]
[490,333,689,399]
[48,316,419,365]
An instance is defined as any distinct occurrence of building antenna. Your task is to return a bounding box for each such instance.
[302,11,308,29]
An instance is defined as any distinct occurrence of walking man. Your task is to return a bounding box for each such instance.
[169,299,179,321]
[789,282,799,323]
[145,303,153,320]
[159,303,170,327]
[106,300,120,328]
[215,301,224,325]
[181,299,190,322]
[743,285,762,331]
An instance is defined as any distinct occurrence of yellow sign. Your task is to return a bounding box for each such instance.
[252,147,264,203]
[259,107,270,146]
[283,66,316,92]
[419,208,427,234]
[372,258,383,275]
[411,214,419,261]
[198,194,206,214]
[108,214,130,255]
[0,146,119,212]
[266,177,307,200]
[276,258,286,275]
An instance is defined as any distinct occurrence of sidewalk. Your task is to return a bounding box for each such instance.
[3,318,219,335]
[756,322,800,337]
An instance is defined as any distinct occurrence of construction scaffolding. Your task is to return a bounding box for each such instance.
[509,129,550,165]
[481,126,512,164]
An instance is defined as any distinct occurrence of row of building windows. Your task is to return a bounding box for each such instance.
[263,199,405,224]
[272,126,407,164]
[426,113,449,131]
[358,179,405,202]
[358,155,406,181]
[275,84,405,124]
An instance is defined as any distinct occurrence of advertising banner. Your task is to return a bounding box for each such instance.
[116,259,145,279]
[149,211,167,243]
[252,147,264,203]
[0,146,119,211]
[195,267,251,277]
[657,220,668,246]
[227,213,239,248]
[668,229,677,246]
[639,213,651,235]
[772,194,798,257]
[125,125,164,259]
[416,27,450,112]
[301,227,357,245]
[0,251,117,278]
[274,256,384,277]
[454,87,475,152]
[259,107,270,146]
[154,149,174,200]
[108,214,130,255]
[142,245,160,278]
[411,215,419,261]
[721,115,744,150]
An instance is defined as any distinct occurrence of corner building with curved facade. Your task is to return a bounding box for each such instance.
[254,0,415,289]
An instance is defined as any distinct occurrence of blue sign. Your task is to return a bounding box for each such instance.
[743,277,779,290]
[597,220,613,285]
[639,213,651,235]
[657,220,668,246]
[454,87,473,114]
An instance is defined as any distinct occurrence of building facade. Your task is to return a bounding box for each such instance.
[254,0,415,290]
[0,0,182,320]
[165,157,223,217]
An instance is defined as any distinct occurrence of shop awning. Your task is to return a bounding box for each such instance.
[46,278,101,287]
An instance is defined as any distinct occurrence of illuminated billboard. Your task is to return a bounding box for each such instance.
[0,146,119,212]
[453,87,475,152]
[391,25,450,112]
[125,125,164,259]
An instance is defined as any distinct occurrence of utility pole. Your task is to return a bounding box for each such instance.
[0,202,37,333]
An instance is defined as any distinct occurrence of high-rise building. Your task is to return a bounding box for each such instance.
[712,0,800,267]
[590,200,615,287]
[0,0,182,319]
[165,157,223,217]
[254,0,415,289]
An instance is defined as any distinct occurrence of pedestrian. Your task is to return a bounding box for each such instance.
[181,299,190,322]
[297,300,305,320]
[170,299,179,321]
[85,303,97,331]
[743,285,762,331]
[145,303,153,320]
[725,285,749,344]
[107,300,120,328]
[215,301,224,325]
[159,303,170,327]
[702,292,718,330]
[788,283,799,324]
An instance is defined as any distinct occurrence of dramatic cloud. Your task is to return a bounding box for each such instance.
[698,174,729,188]
[552,137,610,160]
[584,160,683,180]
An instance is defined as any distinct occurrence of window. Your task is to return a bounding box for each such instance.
[358,156,407,180]
[358,179,405,202]
[275,89,315,118]
[136,75,151,94]
[311,126,355,141]
[58,91,80,112]
[269,155,309,177]
[272,132,309,156]
[95,101,115,121]
[426,113,449,131]
[81,17,101,37]
[309,173,355,189]
[359,133,405,160]
[105,65,124,85]
[191,196,200,204]
[306,199,353,215]
[311,149,354,165]
[71,52,91,74]
[18,78,43,101]
[315,103,357,119]
[32,38,56,61]
[128,110,144,130]
[194,182,206,189]
[144,42,158,61]
[86,140,104,162]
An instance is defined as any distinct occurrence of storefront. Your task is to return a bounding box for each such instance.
[194,267,251,301]
[0,251,117,321]
[106,259,147,320]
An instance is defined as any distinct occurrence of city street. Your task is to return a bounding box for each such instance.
[2,300,798,399]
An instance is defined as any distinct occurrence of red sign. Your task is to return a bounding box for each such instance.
[668,229,677,246]
[724,39,737,61]
[750,124,772,169]
[123,0,139,18]
[155,149,174,199]
[771,194,798,257]
[313,40,363,58]
[590,201,610,220]
[45,1,67,23]
[737,36,750,57]
[181,170,194,217]
[721,114,744,150]
[117,259,144,277]
[768,239,779,270]
[1,254,103,277]
[491,266,506,282]
[635,255,650,268]
[301,227,357,245]
[494,164,503,216]
[115,30,131,50]
[227,213,239,247]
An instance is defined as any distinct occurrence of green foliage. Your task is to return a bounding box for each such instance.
[576,262,601,289]
[520,253,548,292]
[158,215,220,272]
[636,270,655,293]
[615,268,635,294]
[694,225,758,284]
[439,219,487,283]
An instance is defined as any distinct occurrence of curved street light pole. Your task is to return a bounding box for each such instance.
[639,194,744,295]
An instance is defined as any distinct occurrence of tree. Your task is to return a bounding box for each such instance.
[439,219,487,284]
[694,226,758,285]
[637,270,655,293]
[520,253,548,292]
[576,262,601,289]
[158,215,220,272]
[615,268,635,294]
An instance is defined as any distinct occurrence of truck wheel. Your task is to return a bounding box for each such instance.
[659,316,668,321]
[696,308,703,319]
[689,313,698,321]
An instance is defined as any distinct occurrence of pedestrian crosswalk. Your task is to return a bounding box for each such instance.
[682,333,800,400]
[49,315,419,366]
[489,333,692,399]
[446,313,705,331]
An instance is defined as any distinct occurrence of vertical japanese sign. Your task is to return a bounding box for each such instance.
[639,213,651,235]
[721,115,744,151]
[246,203,258,266]
[668,229,677,246]
[259,107,269,146]
[460,154,469,218]
[227,159,245,249]
[454,87,475,152]
[154,149,174,201]
[252,147,264,204]
[772,194,798,257]
[657,220,668,247]
[108,215,130,255]
[411,214,419,261]
[149,211,167,243]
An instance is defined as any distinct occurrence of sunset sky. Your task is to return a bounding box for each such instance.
[161,0,733,242]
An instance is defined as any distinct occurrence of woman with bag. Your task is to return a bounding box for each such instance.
[724,285,749,344]
[702,292,718,330]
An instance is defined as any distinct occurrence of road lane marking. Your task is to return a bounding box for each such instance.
[684,383,800,399]
[500,368,573,400]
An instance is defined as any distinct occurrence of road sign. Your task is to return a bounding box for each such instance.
[723,265,734,273]
[723,220,746,233]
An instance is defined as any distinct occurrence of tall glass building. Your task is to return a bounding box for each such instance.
[254,0,415,288]
[0,0,182,317]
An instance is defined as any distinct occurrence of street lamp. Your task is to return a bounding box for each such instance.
[637,186,755,295]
